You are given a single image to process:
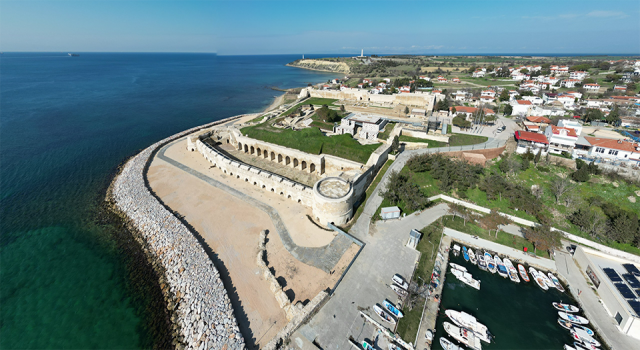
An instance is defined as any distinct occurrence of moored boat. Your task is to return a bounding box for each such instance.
[463,247,469,262]
[574,325,595,337]
[539,272,554,289]
[453,244,461,257]
[564,345,577,350]
[559,311,589,325]
[484,252,497,274]
[439,337,462,350]
[469,249,477,265]
[573,342,596,350]
[374,304,396,325]
[391,284,408,297]
[494,255,509,278]
[451,268,481,290]
[383,299,404,318]
[518,264,530,282]
[450,263,467,272]
[548,273,565,292]
[443,322,482,350]
[571,328,600,347]
[392,274,408,290]
[529,267,549,290]
[503,258,520,283]
[477,254,487,271]
[558,318,574,330]
[445,309,492,343]
[553,302,579,313]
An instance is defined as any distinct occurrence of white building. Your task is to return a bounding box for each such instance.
[583,137,640,162]
[584,83,601,91]
[515,131,549,155]
[544,125,578,154]
[334,113,388,140]
[481,89,496,97]
[558,119,583,136]
[557,95,576,108]
[569,71,589,80]
[522,96,544,105]
[472,70,485,78]
[511,100,533,116]
[562,79,581,88]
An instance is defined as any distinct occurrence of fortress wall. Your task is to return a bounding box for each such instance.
[110,116,246,350]
[233,132,325,175]
[196,139,314,206]
[322,154,365,174]
[307,87,437,109]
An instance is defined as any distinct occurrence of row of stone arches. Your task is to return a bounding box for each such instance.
[237,142,317,174]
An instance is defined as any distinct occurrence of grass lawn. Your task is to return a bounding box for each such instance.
[240,124,380,164]
[281,98,338,117]
[373,167,441,220]
[399,135,448,148]
[449,133,488,146]
[396,220,444,343]
[377,122,396,141]
[343,159,394,232]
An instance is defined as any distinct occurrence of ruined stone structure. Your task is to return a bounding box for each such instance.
[298,86,441,110]
[188,126,391,226]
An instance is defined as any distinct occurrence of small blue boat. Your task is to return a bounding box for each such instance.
[463,247,469,261]
[484,252,497,274]
[383,299,404,318]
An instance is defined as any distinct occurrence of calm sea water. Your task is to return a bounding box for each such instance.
[0,53,338,348]
[433,252,595,350]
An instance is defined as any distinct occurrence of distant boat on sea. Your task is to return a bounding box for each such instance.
[68,53,79,57]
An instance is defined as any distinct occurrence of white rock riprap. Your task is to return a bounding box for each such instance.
[110,116,245,350]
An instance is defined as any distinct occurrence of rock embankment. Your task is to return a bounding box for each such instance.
[287,59,351,74]
[110,116,244,350]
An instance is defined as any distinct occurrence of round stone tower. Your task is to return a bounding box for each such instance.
[312,177,354,226]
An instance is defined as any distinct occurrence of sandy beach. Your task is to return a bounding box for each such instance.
[263,93,285,112]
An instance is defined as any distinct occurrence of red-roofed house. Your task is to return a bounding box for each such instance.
[437,76,448,83]
[527,116,552,124]
[545,125,578,154]
[583,137,640,162]
[515,131,549,155]
[584,83,600,91]
[481,89,496,97]
[452,77,460,83]
[511,100,533,116]
[480,96,495,103]
[449,106,495,120]
[614,85,627,92]
[562,79,581,88]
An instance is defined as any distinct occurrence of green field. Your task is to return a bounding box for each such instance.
[449,134,488,146]
[377,122,396,141]
[282,97,339,117]
[240,124,380,164]
[399,135,448,148]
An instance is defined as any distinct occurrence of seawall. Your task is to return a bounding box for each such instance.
[108,116,245,350]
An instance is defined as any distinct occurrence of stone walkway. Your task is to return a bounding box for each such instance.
[155,140,352,273]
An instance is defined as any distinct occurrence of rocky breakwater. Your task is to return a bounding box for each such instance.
[110,116,245,350]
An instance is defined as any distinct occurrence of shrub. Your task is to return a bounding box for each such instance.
[571,166,590,182]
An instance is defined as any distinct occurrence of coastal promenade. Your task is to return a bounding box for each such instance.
[110,116,246,350]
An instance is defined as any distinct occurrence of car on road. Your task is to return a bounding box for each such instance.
[496,125,506,133]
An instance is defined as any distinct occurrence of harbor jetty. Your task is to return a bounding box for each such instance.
[109,116,244,350]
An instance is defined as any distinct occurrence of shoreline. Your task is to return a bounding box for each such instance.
[263,93,285,113]
[107,115,246,350]
[285,62,347,74]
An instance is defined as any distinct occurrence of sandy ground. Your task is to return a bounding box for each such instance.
[263,94,285,112]
[581,126,627,140]
[147,138,358,347]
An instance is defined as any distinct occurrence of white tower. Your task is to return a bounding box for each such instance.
[361,49,364,57]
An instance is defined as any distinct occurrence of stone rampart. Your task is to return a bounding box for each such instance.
[196,139,315,207]
[303,87,437,110]
[110,116,246,350]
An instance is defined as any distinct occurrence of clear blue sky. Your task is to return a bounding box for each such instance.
[1,0,638,54]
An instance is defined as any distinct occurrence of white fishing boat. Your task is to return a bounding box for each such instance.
[484,252,497,274]
[564,345,577,350]
[559,311,589,325]
[503,258,520,283]
[539,272,554,289]
[574,325,595,337]
[445,310,492,343]
[439,337,462,350]
[469,249,477,265]
[553,302,579,313]
[450,263,467,272]
[443,322,482,350]
[391,284,408,297]
[494,255,509,278]
[548,273,565,292]
[451,268,481,290]
[383,299,403,318]
[374,304,396,325]
[453,244,461,257]
[392,274,408,290]
[571,328,600,347]
[529,267,549,290]
[574,341,597,350]
[518,264,530,282]
[477,254,487,271]
[558,318,574,330]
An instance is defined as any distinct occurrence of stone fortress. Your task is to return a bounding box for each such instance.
[187,125,390,226]
[298,86,442,111]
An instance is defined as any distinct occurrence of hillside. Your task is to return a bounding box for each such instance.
[287,59,351,74]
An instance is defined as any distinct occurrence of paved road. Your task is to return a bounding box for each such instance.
[155,140,352,273]
[555,248,640,350]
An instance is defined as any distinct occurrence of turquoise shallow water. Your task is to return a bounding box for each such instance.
[433,252,598,350]
[0,53,338,348]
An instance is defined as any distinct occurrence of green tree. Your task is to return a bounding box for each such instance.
[404,106,409,114]
[452,115,472,129]
[340,104,345,112]
[503,104,513,116]
[451,106,457,115]
[583,108,604,123]
[391,135,400,153]
[481,209,511,238]
[571,166,590,182]
[523,224,560,254]
[606,104,620,125]
[499,90,510,101]
[533,150,541,165]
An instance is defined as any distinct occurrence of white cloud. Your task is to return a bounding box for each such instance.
[586,11,627,18]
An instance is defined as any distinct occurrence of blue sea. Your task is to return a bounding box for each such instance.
[0,53,338,348]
